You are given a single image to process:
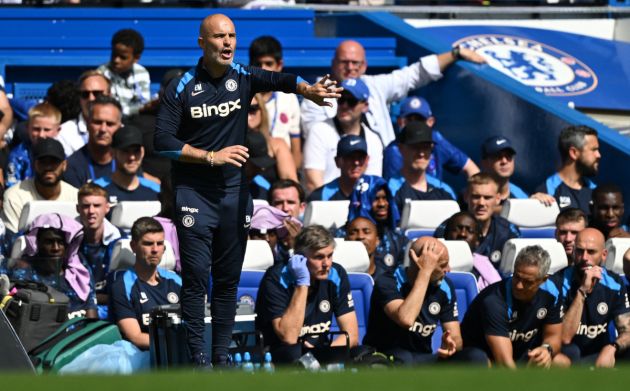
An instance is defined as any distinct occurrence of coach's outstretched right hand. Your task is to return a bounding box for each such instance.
[289,254,311,287]
[211,145,249,167]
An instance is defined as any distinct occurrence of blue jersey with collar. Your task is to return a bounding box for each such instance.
[5,142,33,188]
[63,146,116,188]
[154,58,299,191]
[307,178,350,202]
[6,265,97,319]
[364,267,458,353]
[93,176,160,205]
[550,266,630,355]
[382,130,469,181]
[536,173,595,214]
[255,262,354,349]
[509,183,529,199]
[461,278,562,360]
[391,178,456,213]
[108,268,182,332]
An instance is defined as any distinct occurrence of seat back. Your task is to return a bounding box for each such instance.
[237,270,266,312]
[500,199,560,228]
[605,238,630,275]
[243,240,274,271]
[399,200,460,231]
[431,271,478,353]
[17,201,78,232]
[109,201,161,230]
[499,238,568,276]
[303,200,350,229]
[109,238,177,271]
[330,272,374,343]
[332,239,370,273]
[8,235,27,269]
[440,240,474,273]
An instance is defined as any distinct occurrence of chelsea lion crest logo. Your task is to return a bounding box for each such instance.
[455,35,597,97]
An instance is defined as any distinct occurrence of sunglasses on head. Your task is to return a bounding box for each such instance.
[79,90,105,99]
[248,105,261,114]
[338,96,360,107]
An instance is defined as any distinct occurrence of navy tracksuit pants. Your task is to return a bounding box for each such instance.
[174,185,252,362]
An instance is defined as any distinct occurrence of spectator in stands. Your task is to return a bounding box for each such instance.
[2,138,78,236]
[383,96,479,181]
[461,245,562,368]
[249,35,302,167]
[250,203,302,264]
[550,228,630,367]
[304,78,383,191]
[0,75,14,151]
[435,173,520,269]
[590,184,629,239]
[301,40,485,146]
[76,182,123,315]
[364,237,485,365]
[46,79,81,125]
[344,175,406,274]
[535,125,600,214]
[109,217,181,350]
[63,95,122,188]
[57,71,112,157]
[245,130,283,201]
[268,179,305,253]
[443,211,501,291]
[388,121,456,212]
[255,225,358,364]
[3,213,97,319]
[5,102,62,188]
[97,29,151,118]
[248,94,297,182]
[93,125,159,206]
[555,208,588,260]
[307,135,369,202]
[345,217,394,279]
[479,136,528,206]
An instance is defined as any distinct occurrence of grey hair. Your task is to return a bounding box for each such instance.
[294,225,336,256]
[558,125,598,162]
[514,245,551,278]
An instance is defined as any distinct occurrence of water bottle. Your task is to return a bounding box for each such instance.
[263,352,274,373]
[325,363,344,372]
[242,351,254,373]
[297,352,320,371]
[233,352,242,368]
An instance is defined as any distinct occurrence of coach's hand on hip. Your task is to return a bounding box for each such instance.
[298,74,343,108]
[209,145,249,167]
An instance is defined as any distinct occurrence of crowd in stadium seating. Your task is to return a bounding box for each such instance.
[1,25,630,370]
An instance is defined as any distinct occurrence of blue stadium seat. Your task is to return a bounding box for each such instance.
[518,227,556,239]
[431,271,478,353]
[236,270,266,312]
[330,272,374,343]
[405,228,435,240]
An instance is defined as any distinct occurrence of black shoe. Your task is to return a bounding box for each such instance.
[192,352,212,370]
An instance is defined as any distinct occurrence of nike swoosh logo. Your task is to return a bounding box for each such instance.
[191,90,205,97]
[349,140,360,145]
[140,298,149,304]
[496,139,507,145]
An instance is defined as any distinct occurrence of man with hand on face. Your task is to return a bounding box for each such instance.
[461,245,562,368]
[555,208,587,260]
[153,13,341,368]
[255,225,358,364]
[550,228,630,367]
[364,237,486,365]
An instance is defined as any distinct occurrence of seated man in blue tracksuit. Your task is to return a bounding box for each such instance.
[387,121,456,213]
[364,237,486,365]
[109,217,181,350]
[255,225,359,364]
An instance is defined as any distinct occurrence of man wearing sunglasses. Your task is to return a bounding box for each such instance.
[58,70,112,157]
[304,78,384,193]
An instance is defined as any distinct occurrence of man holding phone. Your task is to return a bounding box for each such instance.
[550,228,630,367]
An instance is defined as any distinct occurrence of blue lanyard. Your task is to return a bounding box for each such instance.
[506,278,514,319]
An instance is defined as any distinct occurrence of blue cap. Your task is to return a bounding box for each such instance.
[341,78,370,101]
[481,136,516,158]
[399,96,432,119]
[336,135,368,157]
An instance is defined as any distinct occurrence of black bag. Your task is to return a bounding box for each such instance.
[3,280,70,351]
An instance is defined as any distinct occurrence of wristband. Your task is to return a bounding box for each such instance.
[612,341,622,352]
[451,45,462,60]
[541,343,553,355]
[578,288,588,299]
[208,150,215,167]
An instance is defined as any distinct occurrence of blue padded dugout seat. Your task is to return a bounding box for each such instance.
[330,272,374,343]
[431,271,478,353]
[500,199,559,239]
[236,270,266,312]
